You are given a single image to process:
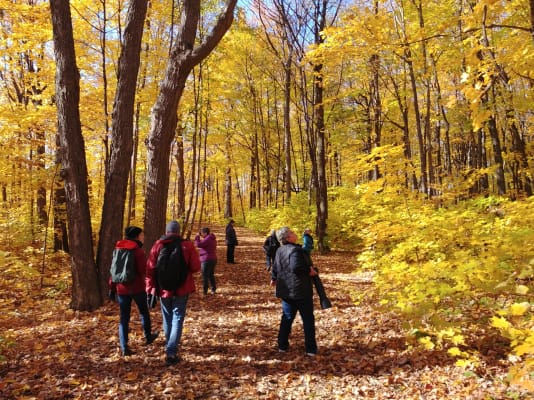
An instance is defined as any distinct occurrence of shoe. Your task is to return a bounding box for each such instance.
[165,355,181,366]
[122,347,134,356]
[278,348,287,353]
[306,352,317,357]
[146,331,159,345]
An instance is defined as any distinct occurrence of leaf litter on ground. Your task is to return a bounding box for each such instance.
[0,225,528,399]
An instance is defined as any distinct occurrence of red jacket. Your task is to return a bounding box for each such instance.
[146,234,201,298]
[108,239,147,295]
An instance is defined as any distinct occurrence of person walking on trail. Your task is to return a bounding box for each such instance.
[194,227,218,295]
[225,219,238,264]
[271,226,318,356]
[302,228,314,255]
[263,229,280,271]
[108,226,159,357]
[146,220,201,366]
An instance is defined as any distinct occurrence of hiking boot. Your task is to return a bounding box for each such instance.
[146,331,159,345]
[165,355,181,366]
[122,347,134,356]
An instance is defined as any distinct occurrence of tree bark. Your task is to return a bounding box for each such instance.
[143,0,237,251]
[50,0,100,310]
[96,0,149,297]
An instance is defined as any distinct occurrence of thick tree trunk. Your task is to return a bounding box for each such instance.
[50,0,100,310]
[96,0,149,298]
[143,0,237,251]
[313,1,328,253]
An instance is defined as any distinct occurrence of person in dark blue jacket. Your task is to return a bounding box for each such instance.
[270,226,318,356]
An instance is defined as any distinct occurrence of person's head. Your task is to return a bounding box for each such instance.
[125,226,143,240]
[304,228,312,234]
[200,227,210,237]
[276,227,297,245]
[166,220,180,235]
[229,219,235,225]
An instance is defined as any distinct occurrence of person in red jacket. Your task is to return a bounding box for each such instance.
[146,220,201,366]
[108,226,159,356]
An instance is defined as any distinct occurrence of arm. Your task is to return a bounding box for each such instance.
[145,241,160,295]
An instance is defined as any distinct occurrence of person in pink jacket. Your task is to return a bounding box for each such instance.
[108,226,159,356]
[146,220,201,366]
[195,227,218,295]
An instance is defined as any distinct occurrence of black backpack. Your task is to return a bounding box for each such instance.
[110,248,137,283]
[264,236,280,257]
[156,238,188,291]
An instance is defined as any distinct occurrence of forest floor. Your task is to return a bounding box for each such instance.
[0,225,525,399]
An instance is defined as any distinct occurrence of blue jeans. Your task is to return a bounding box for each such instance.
[201,260,217,294]
[278,297,317,354]
[160,295,189,357]
[117,292,152,351]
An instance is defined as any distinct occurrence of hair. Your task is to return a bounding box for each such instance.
[276,226,292,245]
[201,227,210,234]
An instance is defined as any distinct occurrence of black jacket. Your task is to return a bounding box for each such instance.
[272,243,314,300]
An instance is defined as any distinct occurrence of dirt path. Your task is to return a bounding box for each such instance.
[0,225,514,399]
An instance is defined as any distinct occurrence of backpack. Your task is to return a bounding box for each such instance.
[263,236,280,257]
[156,238,188,291]
[110,247,137,283]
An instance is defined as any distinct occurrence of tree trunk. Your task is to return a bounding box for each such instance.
[143,0,237,251]
[96,0,149,297]
[50,0,100,310]
[313,0,328,253]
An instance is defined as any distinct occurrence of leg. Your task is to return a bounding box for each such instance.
[160,297,173,345]
[133,292,152,340]
[117,294,133,353]
[227,245,235,263]
[278,299,297,351]
[165,295,189,358]
[208,260,217,293]
[201,262,209,294]
[297,298,317,354]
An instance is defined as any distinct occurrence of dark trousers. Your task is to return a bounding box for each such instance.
[226,244,235,263]
[278,297,317,354]
[118,292,152,351]
[201,260,217,294]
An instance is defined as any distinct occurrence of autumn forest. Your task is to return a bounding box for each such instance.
[2,0,534,397]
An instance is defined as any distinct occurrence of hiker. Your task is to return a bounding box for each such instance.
[302,228,314,254]
[108,226,159,356]
[194,227,218,295]
[146,220,201,365]
[263,229,280,271]
[271,226,318,356]
[225,219,238,263]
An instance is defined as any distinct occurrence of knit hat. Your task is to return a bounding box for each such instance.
[125,226,142,239]
[166,220,180,234]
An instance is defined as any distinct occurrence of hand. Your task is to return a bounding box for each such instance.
[270,279,276,287]
[147,294,157,308]
[108,290,116,302]
[309,267,318,277]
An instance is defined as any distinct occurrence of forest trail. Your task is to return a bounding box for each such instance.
[1,225,511,399]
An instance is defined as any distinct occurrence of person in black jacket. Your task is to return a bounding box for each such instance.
[225,219,238,263]
[270,226,318,356]
[263,229,280,271]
